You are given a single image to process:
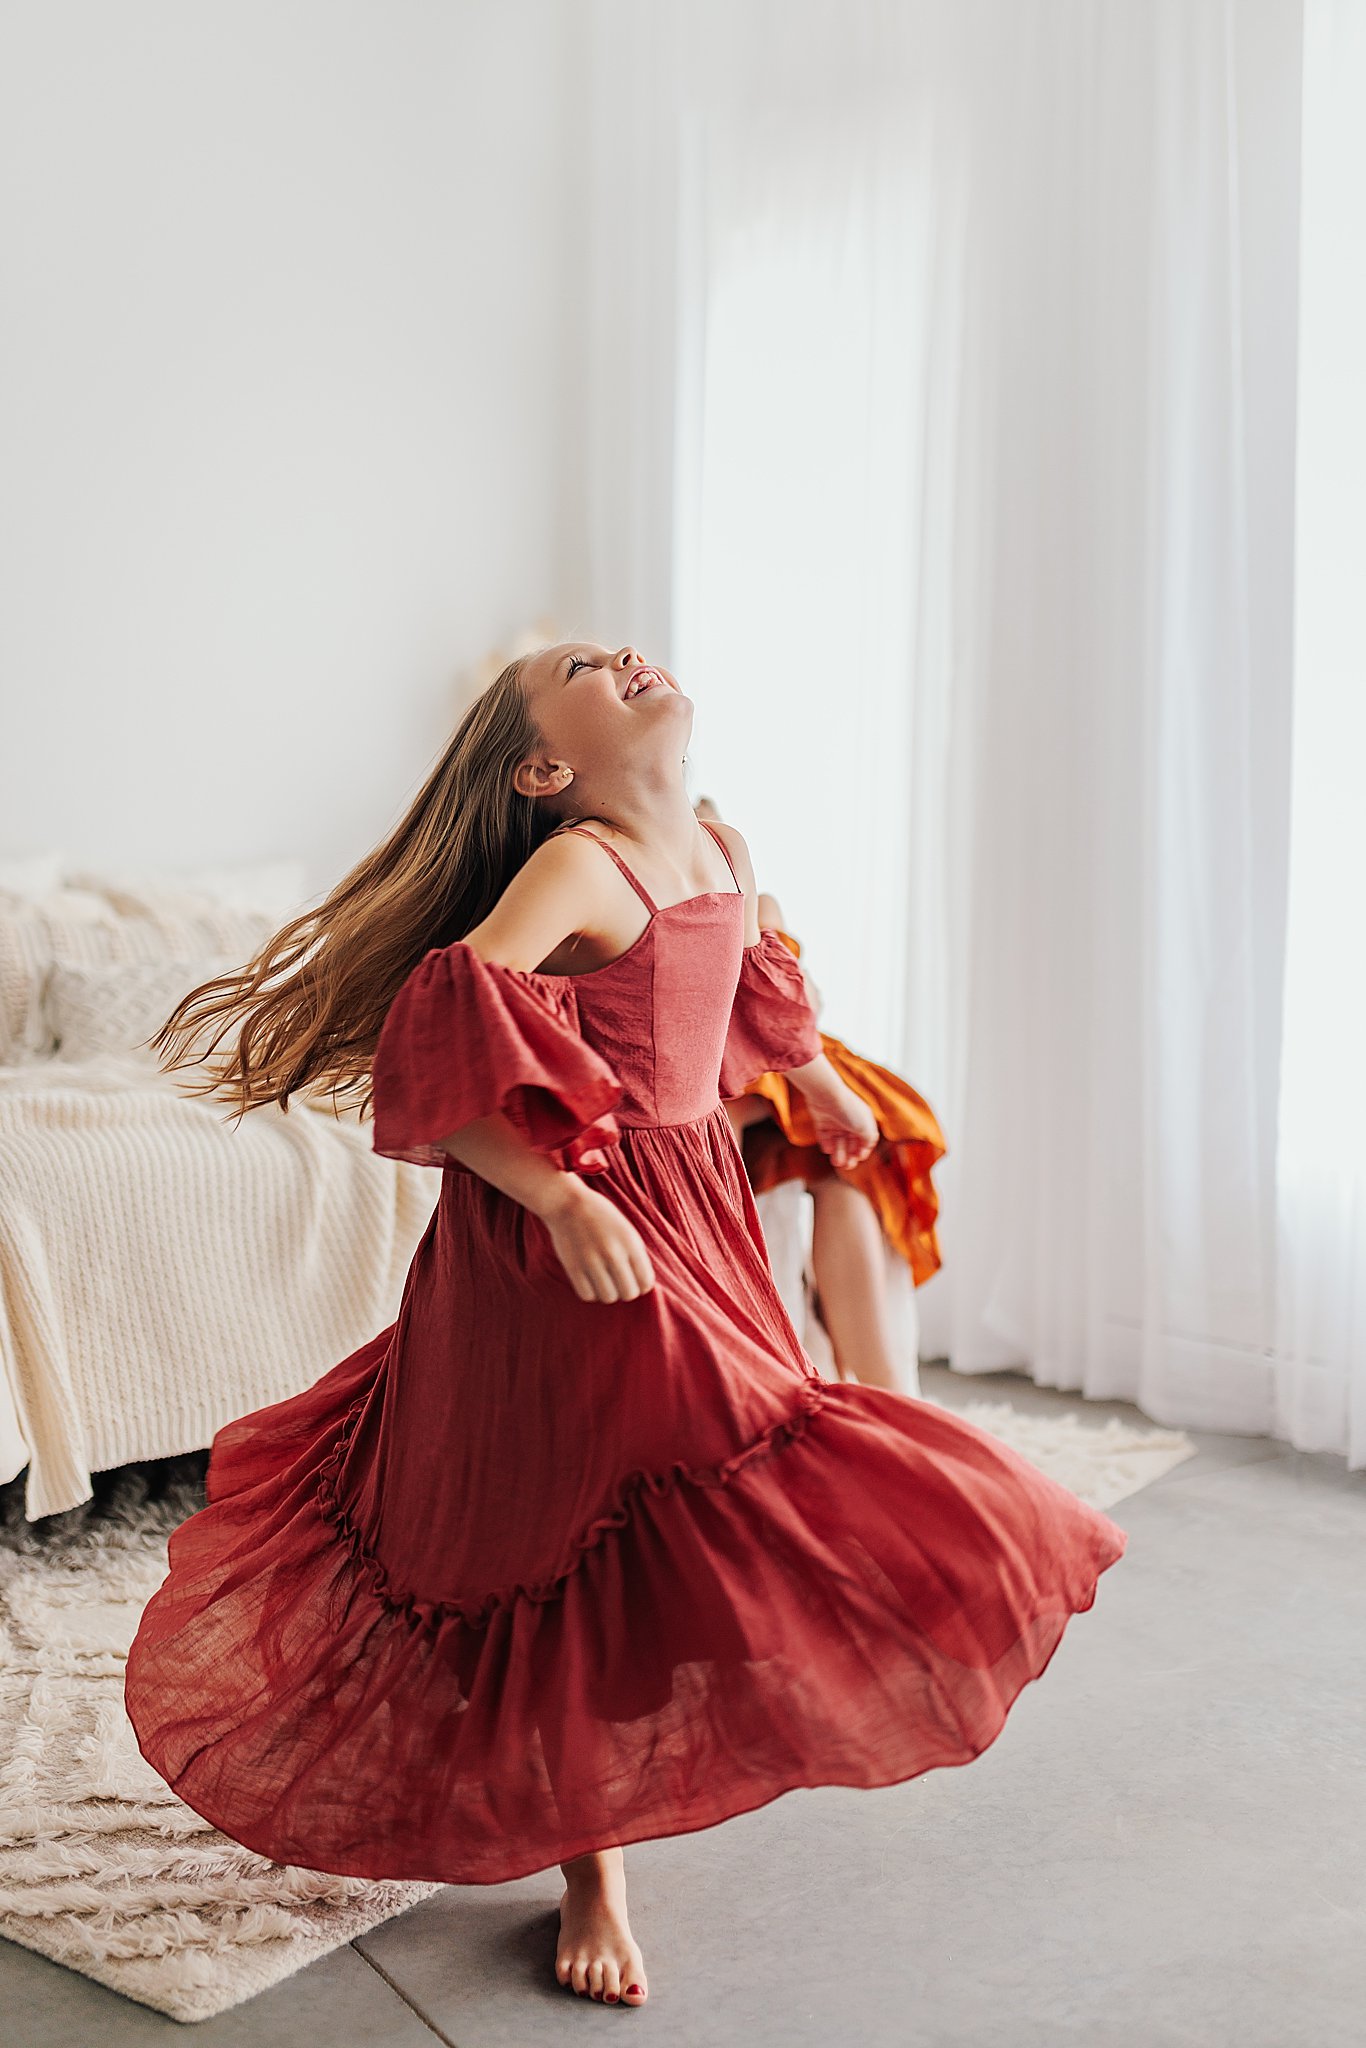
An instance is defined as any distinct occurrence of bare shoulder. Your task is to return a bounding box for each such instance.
[523,823,619,887]
[460,825,617,971]
[702,816,757,893]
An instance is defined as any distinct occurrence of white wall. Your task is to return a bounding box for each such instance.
[0,1,587,898]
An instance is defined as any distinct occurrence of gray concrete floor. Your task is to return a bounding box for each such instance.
[5,1363,1364,2047]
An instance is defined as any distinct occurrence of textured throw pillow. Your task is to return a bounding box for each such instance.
[0,851,66,898]
[0,894,282,1066]
[0,893,127,1065]
[63,860,308,923]
[43,956,245,1066]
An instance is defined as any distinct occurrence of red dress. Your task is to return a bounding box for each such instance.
[124,822,1126,1886]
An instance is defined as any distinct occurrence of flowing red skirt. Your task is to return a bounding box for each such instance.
[125,1111,1126,1886]
[125,1122,1130,1884]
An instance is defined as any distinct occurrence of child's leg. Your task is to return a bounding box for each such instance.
[722,1092,775,1139]
[808,1176,908,1391]
[557,1847,648,2006]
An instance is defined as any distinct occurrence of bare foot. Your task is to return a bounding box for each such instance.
[556,1846,648,2008]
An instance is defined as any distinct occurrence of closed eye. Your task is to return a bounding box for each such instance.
[566,655,589,679]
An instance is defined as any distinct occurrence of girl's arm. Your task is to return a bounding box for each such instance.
[708,822,877,1172]
[757,889,824,1016]
[431,834,656,1302]
[442,1111,654,1302]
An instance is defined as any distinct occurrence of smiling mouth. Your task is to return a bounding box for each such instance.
[625,668,671,699]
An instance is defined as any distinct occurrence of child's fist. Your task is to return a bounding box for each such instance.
[806,1083,880,1172]
[539,1179,656,1303]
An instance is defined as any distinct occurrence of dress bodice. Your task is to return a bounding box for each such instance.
[526,822,746,1127]
[526,891,747,1127]
[366,821,824,1174]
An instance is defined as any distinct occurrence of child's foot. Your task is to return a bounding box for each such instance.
[556,1846,648,2008]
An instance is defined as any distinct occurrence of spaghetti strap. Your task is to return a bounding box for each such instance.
[554,825,659,913]
[700,818,744,895]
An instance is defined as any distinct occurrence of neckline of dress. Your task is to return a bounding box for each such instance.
[519,888,743,985]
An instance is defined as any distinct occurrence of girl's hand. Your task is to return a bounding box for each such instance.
[537,1178,656,1303]
[799,1076,880,1171]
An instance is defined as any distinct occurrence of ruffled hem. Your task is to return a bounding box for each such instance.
[313,1374,831,1628]
[718,928,824,1097]
[370,939,624,1173]
[124,1341,1127,1888]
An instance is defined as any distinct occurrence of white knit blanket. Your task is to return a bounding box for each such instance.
[0,1056,439,1519]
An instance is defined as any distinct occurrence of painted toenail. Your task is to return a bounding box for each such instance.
[627,1983,644,1994]
[606,1992,619,2002]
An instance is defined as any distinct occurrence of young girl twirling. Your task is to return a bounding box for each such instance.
[124,641,1127,2011]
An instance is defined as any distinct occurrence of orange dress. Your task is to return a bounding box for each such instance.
[736,929,948,1285]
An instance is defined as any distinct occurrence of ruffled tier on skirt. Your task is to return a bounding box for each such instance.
[124,1332,1126,1885]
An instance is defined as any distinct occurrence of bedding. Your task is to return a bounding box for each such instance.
[0,1053,438,1518]
[0,867,435,1520]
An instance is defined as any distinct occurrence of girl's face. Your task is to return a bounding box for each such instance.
[516,642,693,795]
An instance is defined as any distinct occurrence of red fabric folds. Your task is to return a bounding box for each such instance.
[370,939,625,1174]
[719,927,824,1098]
[123,1327,1125,1886]
[122,882,1127,1890]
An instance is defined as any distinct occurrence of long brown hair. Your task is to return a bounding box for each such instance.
[151,656,568,1124]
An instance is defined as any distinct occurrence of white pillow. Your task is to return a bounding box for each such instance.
[0,893,125,1065]
[0,852,66,898]
[0,895,278,1065]
[43,956,244,1066]
[63,859,308,922]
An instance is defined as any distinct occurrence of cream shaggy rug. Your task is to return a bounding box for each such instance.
[0,1461,441,2022]
[952,1399,1197,1508]
[0,1400,1194,2022]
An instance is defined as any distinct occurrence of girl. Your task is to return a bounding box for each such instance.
[124,641,1127,2011]
[696,795,948,1395]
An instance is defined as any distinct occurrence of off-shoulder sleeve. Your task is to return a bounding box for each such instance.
[718,926,824,1098]
[370,941,624,1172]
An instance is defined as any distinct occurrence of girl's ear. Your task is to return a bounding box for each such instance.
[513,757,573,799]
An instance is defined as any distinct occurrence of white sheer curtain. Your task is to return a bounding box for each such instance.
[1273,0,1366,1467]
[579,1,1361,1458]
